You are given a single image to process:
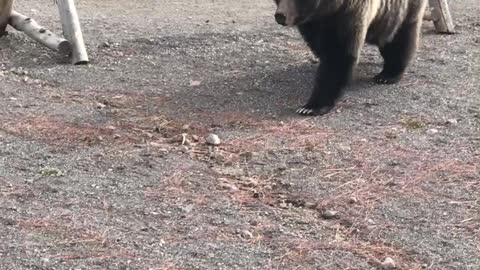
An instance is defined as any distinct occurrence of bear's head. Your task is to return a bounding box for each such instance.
[273,0,341,26]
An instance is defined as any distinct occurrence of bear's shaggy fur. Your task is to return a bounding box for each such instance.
[273,0,428,116]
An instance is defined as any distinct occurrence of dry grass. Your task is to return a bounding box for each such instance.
[144,170,189,199]
[273,239,423,270]
[0,114,183,149]
[17,217,109,247]
[1,117,116,146]
[230,119,331,150]
[12,213,136,263]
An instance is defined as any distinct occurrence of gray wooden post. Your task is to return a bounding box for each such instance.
[427,0,455,34]
[57,0,89,64]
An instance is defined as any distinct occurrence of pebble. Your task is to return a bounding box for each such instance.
[241,177,258,187]
[220,183,239,193]
[277,163,287,171]
[337,143,351,152]
[446,118,458,125]
[181,204,194,213]
[206,133,221,145]
[321,210,339,219]
[240,229,253,239]
[279,202,289,209]
[348,197,359,204]
[427,128,439,135]
[214,167,245,177]
[304,202,317,209]
[381,257,396,269]
[156,148,169,155]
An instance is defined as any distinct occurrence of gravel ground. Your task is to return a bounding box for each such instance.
[0,0,479,269]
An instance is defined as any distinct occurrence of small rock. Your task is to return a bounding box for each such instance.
[387,160,401,167]
[206,133,221,146]
[247,178,259,187]
[446,118,458,125]
[304,202,317,209]
[189,80,202,87]
[348,197,358,204]
[381,257,396,269]
[181,204,194,213]
[214,167,245,177]
[240,230,253,239]
[228,185,239,193]
[337,143,351,152]
[220,183,239,193]
[277,163,287,171]
[192,135,199,142]
[96,102,107,109]
[385,181,397,187]
[179,146,189,153]
[279,202,289,209]
[321,210,339,219]
[427,128,439,135]
[181,124,190,131]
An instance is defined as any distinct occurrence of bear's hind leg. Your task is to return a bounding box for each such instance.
[375,20,421,84]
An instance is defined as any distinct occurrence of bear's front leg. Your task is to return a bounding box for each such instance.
[297,55,356,116]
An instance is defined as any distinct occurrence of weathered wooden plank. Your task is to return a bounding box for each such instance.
[428,0,455,34]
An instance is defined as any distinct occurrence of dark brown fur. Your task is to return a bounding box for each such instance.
[273,0,428,116]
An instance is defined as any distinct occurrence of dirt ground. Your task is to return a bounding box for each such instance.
[0,0,479,269]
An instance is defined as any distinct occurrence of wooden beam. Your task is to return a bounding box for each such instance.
[0,0,13,36]
[428,0,455,34]
[9,10,71,55]
[57,0,89,65]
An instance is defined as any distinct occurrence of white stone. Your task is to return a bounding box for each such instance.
[381,257,396,269]
[206,133,221,145]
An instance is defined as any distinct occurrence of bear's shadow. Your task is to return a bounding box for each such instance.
[174,60,381,119]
